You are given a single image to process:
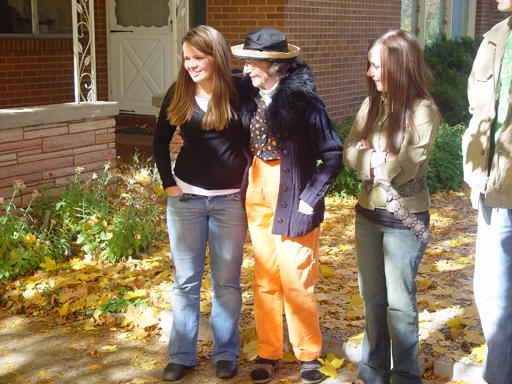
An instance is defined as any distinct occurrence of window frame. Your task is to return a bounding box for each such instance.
[0,0,74,39]
[405,0,477,48]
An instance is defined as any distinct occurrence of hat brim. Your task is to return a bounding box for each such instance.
[231,44,300,61]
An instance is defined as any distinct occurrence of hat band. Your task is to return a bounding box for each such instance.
[231,44,300,61]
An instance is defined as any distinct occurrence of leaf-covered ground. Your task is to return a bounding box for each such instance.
[0,188,482,382]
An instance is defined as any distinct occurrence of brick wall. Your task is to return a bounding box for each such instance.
[0,0,109,109]
[0,39,75,109]
[208,0,401,121]
[475,0,511,37]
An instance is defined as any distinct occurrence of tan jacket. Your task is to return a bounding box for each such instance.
[463,16,512,209]
[344,97,440,213]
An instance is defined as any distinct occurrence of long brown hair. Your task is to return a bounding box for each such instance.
[360,29,438,153]
[166,25,238,131]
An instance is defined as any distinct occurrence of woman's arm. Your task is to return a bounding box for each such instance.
[376,101,440,184]
[153,88,179,191]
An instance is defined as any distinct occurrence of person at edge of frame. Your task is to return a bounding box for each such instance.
[463,0,512,383]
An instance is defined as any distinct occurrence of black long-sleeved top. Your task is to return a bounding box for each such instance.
[153,88,249,191]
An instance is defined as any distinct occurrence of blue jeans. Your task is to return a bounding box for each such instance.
[474,198,512,384]
[355,213,427,384]
[166,192,247,366]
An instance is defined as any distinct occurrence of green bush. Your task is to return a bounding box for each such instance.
[424,35,482,126]
[0,154,167,282]
[0,182,58,281]
[426,123,465,194]
[329,118,362,198]
[329,119,464,197]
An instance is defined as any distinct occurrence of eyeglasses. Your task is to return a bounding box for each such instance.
[242,60,257,70]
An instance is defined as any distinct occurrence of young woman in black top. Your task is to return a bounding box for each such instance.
[153,25,250,382]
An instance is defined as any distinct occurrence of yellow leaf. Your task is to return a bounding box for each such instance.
[59,301,70,317]
[84,327,96,331]
[281,352,297,363]
[87,364,102,370]
[75,273,90,281]
[419,278,431,286]
[23,233,36,246]
[40,257,57,271]
[347,332,364,348]
[432,345,449,354]
[319,363,338,379]
[123,290,147,300]
[101,345,117,351]
[349,294,363,309]
[470,345,485,363]
[326,353,344,369]
[242,339,258,361]
[140,360,157,370]
[99,295,110,306]
[320,265,334,277]
[446,315,465,329]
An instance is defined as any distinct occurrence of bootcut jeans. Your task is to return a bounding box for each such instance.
[355,212,427,384]
[474,196,512,384]
[165,192,247,367]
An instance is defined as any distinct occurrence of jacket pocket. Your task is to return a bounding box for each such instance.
[472,66,493,113]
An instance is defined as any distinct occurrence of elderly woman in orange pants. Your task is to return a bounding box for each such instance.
[232,28,344,384]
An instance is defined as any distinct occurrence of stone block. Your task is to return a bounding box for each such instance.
[0,127,23,142]
[69,118,116,133]
[0,160,17,168]
[0,138,42,153]
[73,144,107,155]
[74,148,116,166]
[0,173,43,188]
[0,102,119,130]
[18,149,74,163]
[434,355,485,383]
[43,131,95,152]
[24,125,68,140]
[96,133,115,144]
[0,153,16,162]
[0,156,74,179]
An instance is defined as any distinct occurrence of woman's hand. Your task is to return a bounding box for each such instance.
[370,151,398,169]
[298,200,314,215]
[166,186,183,196]
[175,132,184,147]
[356,139,370,149]
[169,131,184,153]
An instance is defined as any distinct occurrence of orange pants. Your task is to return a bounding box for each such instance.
[246,156,322,361]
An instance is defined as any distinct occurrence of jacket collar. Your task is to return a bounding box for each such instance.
[484,16,512,46]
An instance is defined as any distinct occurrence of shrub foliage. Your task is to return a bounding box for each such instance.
[0,155,167,282]
[424,35,482,126]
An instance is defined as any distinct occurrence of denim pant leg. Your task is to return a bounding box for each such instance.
[166,194,208,366]
[474,204,512,384]
[355,213,425,384]
[207,193,247,363]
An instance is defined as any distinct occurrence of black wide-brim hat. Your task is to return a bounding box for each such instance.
[231,28,300,62]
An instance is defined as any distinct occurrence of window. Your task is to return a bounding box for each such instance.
[0,0,73,37]
[401,0,477,47]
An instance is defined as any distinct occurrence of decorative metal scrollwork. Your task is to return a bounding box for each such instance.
[173,0,188,79]
[72,0,97,103]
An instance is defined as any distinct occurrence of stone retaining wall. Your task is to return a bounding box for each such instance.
[0,102,119,206]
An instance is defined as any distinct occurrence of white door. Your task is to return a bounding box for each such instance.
[109,0,174,115]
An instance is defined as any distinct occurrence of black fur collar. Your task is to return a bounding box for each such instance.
[238,61,318,136]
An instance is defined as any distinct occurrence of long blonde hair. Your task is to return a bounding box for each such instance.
[167,26,238,130]
[360,29,438,153]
